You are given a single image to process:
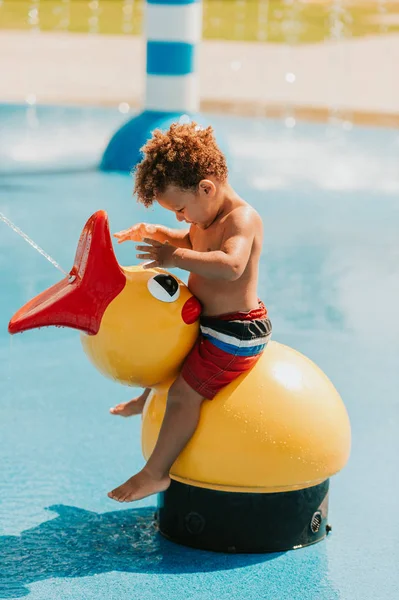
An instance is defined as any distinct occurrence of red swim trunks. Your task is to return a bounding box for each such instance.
[181,301,272,400]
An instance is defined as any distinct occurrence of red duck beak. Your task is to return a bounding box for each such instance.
[8,211,126,336]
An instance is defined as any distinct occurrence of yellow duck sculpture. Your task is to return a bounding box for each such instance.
[9,211,351,553]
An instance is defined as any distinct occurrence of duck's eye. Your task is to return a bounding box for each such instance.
[147,274,180,303]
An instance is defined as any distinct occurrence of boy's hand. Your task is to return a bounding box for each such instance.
[136,238,176,269]
[113,223,157,243]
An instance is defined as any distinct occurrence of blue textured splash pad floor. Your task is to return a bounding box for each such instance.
[1,105,398,600]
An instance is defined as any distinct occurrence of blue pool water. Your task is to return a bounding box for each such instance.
[0,104,398,600]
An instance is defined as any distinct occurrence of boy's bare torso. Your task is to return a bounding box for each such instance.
[188,201,262,317]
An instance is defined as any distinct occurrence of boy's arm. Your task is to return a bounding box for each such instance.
[147,225,193,249]
[114,223,192,249]
[138,208,260,280]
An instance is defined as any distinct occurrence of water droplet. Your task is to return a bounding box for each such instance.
[178,114,191,125]
[285,117,296,129]
[230,61,242,71]
[118,102,130,114]
[25,93,37,106]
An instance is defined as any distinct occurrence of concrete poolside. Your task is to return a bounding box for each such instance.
[0,29,399,125]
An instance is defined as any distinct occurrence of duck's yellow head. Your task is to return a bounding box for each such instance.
[8,211,201,387]
[82,265,200,387]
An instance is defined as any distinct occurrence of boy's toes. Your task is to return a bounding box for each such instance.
[108,488,123,502]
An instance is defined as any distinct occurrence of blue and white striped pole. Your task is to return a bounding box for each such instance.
[101,0,202,172]
[146,0,201,113]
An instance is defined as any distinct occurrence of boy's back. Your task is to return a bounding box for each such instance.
[188,199,263,316]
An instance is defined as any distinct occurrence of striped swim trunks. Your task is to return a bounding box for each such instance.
[181,300,272,399]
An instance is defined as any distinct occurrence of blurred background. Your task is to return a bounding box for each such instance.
[1,1,399,119]
[1,3,398,600]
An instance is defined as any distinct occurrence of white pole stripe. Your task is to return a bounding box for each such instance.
[146,3,202,43]
[145,74,199,112]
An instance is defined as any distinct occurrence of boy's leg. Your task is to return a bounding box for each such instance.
[108,375,204,502]
[110,387,151,417]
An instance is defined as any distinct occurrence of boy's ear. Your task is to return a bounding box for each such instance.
[199,179,216,197]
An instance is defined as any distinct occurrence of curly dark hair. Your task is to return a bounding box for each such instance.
[133,122,228,206]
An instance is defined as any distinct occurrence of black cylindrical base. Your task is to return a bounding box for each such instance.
[157,479,330,553]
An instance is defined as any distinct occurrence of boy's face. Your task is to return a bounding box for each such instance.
[157,182,217,229]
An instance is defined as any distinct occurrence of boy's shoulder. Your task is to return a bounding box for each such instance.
[223,201,262,228]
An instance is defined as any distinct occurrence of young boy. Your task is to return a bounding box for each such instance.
[108,122,272,503]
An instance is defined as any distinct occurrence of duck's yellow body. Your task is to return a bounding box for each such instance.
[142,341,350,493]
[79,265,350,495]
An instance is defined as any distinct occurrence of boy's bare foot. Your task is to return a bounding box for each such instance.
[107,468,171,502]
[109,391,149,417]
